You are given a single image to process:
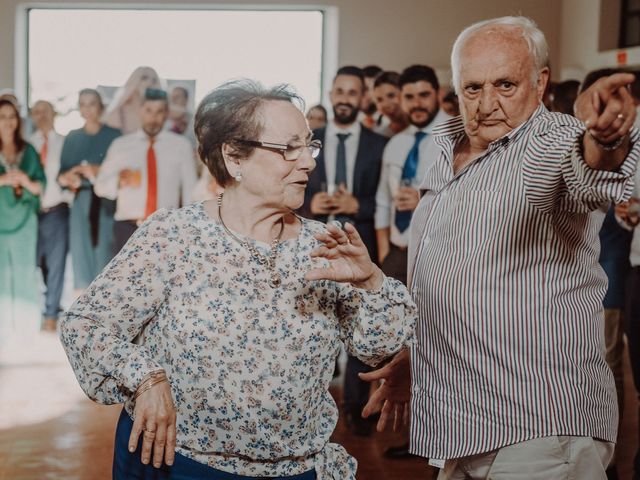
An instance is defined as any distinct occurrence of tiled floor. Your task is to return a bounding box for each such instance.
[0,332,637,480]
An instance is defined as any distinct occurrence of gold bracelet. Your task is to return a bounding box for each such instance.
[134,370,167,399]
[134,376,168,399]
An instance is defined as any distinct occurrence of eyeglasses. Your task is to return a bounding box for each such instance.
[234,138,322,161]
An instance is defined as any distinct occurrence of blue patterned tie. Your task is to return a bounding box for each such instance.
[395,131,427,232]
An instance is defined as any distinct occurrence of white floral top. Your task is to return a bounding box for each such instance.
[60,202,416,479]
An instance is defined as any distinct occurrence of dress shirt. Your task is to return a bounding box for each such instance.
[323,121,361,193]
[375,109,451,248]
[29,129,70,209]
[94,130,197,221]
[60,203,416,478]
[407,105,639,461]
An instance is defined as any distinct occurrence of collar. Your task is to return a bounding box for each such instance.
[407,109,452,136]
[432,103,546,148]
[134,129,166,142]
[327,120,361,138]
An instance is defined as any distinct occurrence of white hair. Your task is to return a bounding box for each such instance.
[450,16,549,95]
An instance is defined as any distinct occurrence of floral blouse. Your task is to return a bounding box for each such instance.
[60,202,416,479]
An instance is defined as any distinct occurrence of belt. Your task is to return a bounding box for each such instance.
[40,203,68,214]
[391,244,408,252]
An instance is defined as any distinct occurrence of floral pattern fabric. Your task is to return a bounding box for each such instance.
[60,202,416,479]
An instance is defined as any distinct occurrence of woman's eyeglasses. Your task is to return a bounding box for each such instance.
[233,139,322,161]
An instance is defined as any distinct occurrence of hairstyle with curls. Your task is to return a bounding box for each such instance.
[450,16,549,95]
[0,99,26,152]
[399,65,440,91]
[194,79,304,187]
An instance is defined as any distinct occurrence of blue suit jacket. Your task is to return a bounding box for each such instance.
[301,125,386,262]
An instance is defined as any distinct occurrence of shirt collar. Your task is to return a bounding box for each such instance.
[407,109,452,136]
[327,120,360,138]
[433,102,547,148]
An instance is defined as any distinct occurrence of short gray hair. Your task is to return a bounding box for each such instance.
[194,79,304,187]
[450,16,549,95]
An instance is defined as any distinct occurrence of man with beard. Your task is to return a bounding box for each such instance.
[95,89,197,254]
[302,65,387,437]
[375,65,450,277]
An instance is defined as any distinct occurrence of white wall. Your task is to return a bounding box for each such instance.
[0,0,565,101]
[560,0,640,81]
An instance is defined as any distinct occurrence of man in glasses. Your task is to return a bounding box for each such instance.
[95,88,197,255]
[301,65,387,437]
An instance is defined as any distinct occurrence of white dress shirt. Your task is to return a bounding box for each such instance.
[374,109,451,247]
[29,129,70,209]
[94,130,197,221]
[323,121,361,193]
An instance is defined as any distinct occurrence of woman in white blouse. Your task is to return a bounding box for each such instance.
[60,80,416,480]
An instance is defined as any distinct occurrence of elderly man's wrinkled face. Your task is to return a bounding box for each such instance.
[458,28,548,149]
[240,101,316,211]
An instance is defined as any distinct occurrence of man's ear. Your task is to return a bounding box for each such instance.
[537,67,551,102]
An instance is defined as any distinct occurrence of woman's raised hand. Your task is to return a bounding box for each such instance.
[129,378,177,468]
[306,221,383,291]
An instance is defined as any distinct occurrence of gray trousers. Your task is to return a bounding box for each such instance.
[437,436,614,480]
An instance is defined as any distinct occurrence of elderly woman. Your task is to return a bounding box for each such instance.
[0,99,45,342]
[60,80,415,480]
[61,81,416,480]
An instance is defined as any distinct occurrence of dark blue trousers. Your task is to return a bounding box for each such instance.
[343,355,372,414]
[114,410,316,480]
[37,204,69,320]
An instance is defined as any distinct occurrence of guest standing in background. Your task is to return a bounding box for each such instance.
[0,99,45,344]
[58,89,121,292]
[306,104,328,131]
[30,100,69,331]
[94,88,197,255]
[103,66,161,135]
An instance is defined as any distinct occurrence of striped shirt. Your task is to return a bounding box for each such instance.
[407,104,639,460]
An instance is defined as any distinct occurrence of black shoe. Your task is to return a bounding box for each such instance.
[384,443,415,459]
[344,411,372,436]
[606,466,618,480]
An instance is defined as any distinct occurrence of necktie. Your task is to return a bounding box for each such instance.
[395,131,427,233]
[144,137,158,218]
[334,132,351,188]
[334,132,352,225]
[39,134,48,167]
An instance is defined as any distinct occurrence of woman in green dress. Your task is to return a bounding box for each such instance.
[58,89,120,290]
[0,99,46,343]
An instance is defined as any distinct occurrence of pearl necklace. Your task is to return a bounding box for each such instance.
[217,192,284,288]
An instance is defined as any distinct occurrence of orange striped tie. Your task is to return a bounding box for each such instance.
[144,137,157,218]
[39,134,48,167]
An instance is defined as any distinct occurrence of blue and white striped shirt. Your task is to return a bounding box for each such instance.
[408,105,639,460]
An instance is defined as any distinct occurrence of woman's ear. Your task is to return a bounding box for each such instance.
[221,143,242,182]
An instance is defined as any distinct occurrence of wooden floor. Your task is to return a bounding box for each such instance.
[0,332,636,480]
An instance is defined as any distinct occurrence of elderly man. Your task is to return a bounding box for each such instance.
[362,16,639,479]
